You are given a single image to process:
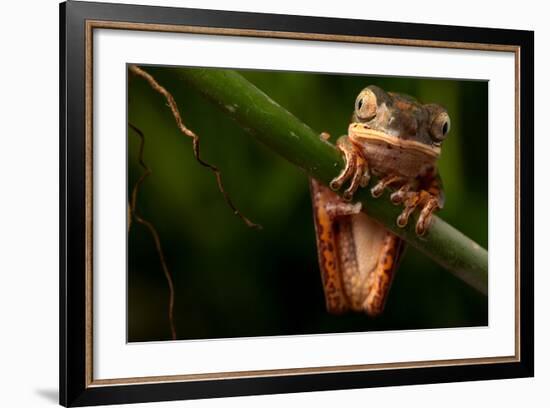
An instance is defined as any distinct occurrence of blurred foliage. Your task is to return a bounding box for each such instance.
[127,66,488,342]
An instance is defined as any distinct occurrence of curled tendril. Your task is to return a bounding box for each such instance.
[128,123,177,341]
[129,64,262,230]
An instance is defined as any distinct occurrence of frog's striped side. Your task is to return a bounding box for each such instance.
[309,179,349,314]
[309,178,405,317]
[363,230,405,316]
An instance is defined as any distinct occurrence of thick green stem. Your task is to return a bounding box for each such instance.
[141,66,488,295]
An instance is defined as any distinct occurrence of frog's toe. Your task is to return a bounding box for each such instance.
[330,140,357,192]
[415,197,439,236]
[415,221,427,236]
[416,216,431,236]
[371,183,386,198]
[360,173,370,188]
[330,157,355,191]
[395,191,422,228]
[330,166,353,192]
[329,178,345,191]
[342,190,354,201]
[342,177,360,201]
[390,190,405,204]
[359,167,371,188]
[342,156,368,201]
[371,175,405,199]
[390,182,412,204]
[319,131,331,141]
[396,207,414,228]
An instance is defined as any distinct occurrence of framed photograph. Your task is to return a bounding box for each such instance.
[60,1,534,406]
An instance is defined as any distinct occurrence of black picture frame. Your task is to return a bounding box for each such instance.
[60,1,534,406]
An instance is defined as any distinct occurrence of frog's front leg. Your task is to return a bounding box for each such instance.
[395,167,444,236]
[329,136,370,201]
[416,168,445,235]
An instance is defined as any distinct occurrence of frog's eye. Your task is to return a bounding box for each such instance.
[430,112,451,142]
[355,89,377,121]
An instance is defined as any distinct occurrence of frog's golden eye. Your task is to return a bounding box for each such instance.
[430,112,451,142]
[355,89,377,121]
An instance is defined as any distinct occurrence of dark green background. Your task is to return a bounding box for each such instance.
[127,66,488,342]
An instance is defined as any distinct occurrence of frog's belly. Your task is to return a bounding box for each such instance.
[335,213,386,311]
[362,141,436,178]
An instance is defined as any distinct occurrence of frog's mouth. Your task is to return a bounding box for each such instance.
[348,123,441,158]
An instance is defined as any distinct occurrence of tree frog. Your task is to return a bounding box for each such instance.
[310,85,451,316]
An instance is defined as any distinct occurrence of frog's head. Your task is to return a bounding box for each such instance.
[349,85,451,158]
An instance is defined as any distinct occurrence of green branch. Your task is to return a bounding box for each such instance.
[140,66,488,296]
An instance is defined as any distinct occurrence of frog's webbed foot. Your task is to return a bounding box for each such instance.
[395,190,440,236]
[329,136,370,201]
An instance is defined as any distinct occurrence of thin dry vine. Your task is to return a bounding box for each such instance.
[128,123,177,341]
[129,64,261,230]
